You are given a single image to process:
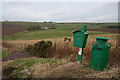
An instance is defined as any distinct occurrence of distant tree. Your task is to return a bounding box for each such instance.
[5,20,8,22]
[44,21,47,23]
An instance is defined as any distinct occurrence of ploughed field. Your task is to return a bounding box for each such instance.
[2,23,26,36]
[87,28,119,33]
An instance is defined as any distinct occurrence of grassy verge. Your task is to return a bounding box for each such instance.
[2,58,66,78]
[0,51,10,57]
[2,57,118,78]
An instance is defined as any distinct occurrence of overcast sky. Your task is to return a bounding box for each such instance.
[2,2,118,22]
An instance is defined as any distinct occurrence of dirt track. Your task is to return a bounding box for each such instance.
[2,50,32,61]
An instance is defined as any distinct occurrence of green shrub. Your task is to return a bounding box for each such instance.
[24,45,33,52]
[24,41,52,58]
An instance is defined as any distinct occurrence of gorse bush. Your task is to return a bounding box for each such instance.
[24,45,33,52]
[24,41,52,58]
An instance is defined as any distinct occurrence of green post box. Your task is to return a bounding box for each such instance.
[73,30,88,48]
[73,25,89,62]
[90,37,111,71]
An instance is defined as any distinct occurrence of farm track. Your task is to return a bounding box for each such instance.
[2,50,32,61]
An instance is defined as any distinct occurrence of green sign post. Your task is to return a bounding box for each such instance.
[73,25,89,62]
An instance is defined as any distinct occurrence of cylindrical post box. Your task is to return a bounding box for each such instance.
[90,37,111,71]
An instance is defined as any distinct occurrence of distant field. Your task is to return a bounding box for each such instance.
[3,30,112,41]
[2,22,118,41]
[2,23,26,36]
[87,28,119,33]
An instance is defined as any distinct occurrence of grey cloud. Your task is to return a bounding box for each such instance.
[2,2,118,22]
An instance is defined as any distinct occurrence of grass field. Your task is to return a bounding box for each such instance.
[0,51,10,57]
[2,22,116,41]
[3,30,112,41]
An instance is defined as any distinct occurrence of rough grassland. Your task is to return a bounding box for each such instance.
[2,58,67,78]
[2,57,119,78]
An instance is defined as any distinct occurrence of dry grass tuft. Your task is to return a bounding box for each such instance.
[86,66,119,78]
[30,59,67,78]
[31,63,51,78]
